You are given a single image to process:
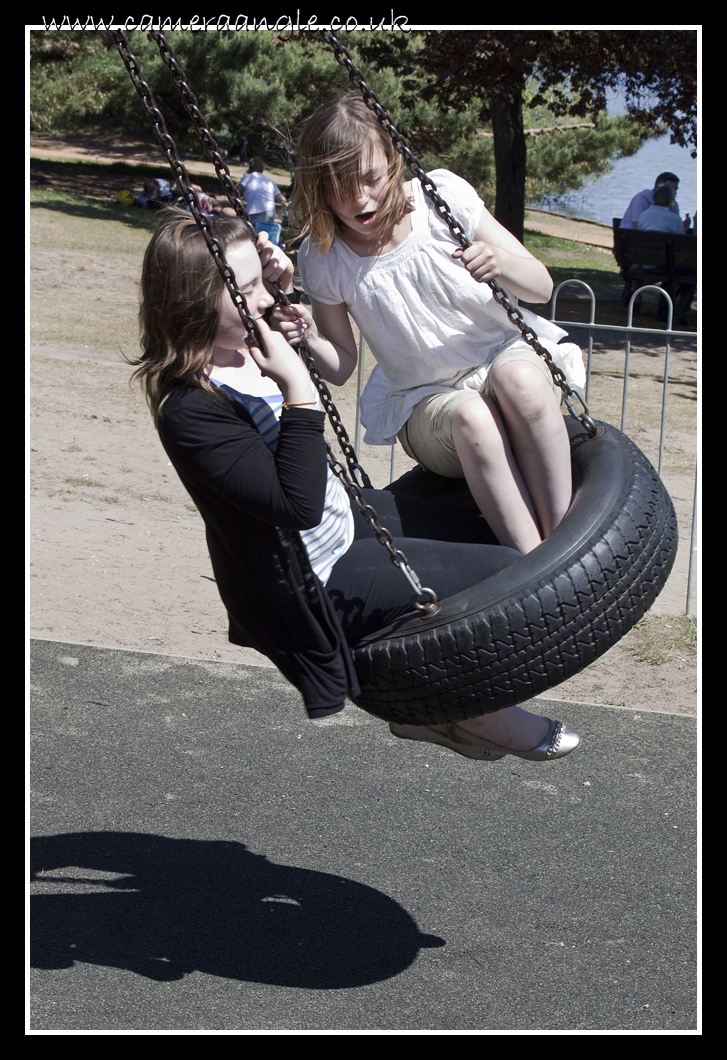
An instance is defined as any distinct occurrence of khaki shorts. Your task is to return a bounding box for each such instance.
[397,345,561,479]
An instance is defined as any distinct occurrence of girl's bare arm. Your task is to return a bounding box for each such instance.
[274,298,358,386]
[452,206,553,304]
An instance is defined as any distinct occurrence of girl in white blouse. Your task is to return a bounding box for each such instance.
[279,94,585,556]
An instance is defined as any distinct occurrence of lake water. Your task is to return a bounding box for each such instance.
[527,87,698,227]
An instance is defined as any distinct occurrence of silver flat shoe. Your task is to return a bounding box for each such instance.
[389,718,581,762]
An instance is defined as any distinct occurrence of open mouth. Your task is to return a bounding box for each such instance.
[356,211,376,224]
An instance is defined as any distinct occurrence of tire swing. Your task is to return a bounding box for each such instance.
[318,34,679,724]
[116,31,678,727]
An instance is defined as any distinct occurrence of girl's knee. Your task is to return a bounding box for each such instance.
[452,394,500,438]
[491,361,558,417]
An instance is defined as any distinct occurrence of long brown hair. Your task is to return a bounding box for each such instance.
[291,93,413,255]
[134,208,254,420]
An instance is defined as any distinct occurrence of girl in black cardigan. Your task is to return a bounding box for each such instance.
[134,209,580,762]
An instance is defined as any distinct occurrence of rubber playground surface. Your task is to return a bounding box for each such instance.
[29,638,697,1032]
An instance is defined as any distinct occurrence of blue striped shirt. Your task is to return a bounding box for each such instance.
[209,369,354,584]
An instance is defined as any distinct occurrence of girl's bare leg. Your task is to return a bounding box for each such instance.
[451,394,543,553]
[418,371,574,752]
[489,360,572,540]
[424,371,572,751]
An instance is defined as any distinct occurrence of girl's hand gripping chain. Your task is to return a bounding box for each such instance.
[244,317,314,406]
[451,241,503,285]
[255,230,295,292]
[272,302,318,347]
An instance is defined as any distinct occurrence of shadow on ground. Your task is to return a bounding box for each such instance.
[31,830,444,989]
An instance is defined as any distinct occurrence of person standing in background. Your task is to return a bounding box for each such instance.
[237,157,288,225]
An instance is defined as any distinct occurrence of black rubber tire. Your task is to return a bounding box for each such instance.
[349,419,678,724]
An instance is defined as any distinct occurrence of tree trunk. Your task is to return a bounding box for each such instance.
[490,92,526,242]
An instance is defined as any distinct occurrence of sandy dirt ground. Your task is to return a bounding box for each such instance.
[29,135,698,717]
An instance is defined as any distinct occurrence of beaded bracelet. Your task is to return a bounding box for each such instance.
[282,400,318,410]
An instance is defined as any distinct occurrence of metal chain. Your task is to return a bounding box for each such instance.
[147,31,254,224]
[319,31,598,438]
[115,29,439,616]
[146,29,373,490]
[324,444,440,617]
[112,31,261,347]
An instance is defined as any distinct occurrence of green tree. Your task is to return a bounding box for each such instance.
[30,30,355,158]
[30,29,671,230]
[357,29,696,240]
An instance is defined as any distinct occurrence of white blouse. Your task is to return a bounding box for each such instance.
[299,169,584,445]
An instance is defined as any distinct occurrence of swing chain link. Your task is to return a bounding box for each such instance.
[320,31,598,439]
[291,331,373,489]
[149,30,252,221]
[112,30,261,348]
[114,28,439,617]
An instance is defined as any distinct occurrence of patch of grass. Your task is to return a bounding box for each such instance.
[31,185,159,231]
[631,615,697,666]
[524,228,622,296]
[64,477,104,487]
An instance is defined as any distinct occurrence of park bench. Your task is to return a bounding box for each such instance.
[612,218,697,322]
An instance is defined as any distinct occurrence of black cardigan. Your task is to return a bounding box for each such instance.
[157,384,360,718]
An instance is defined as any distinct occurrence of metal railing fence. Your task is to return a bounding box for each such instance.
[550,281,697,617]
